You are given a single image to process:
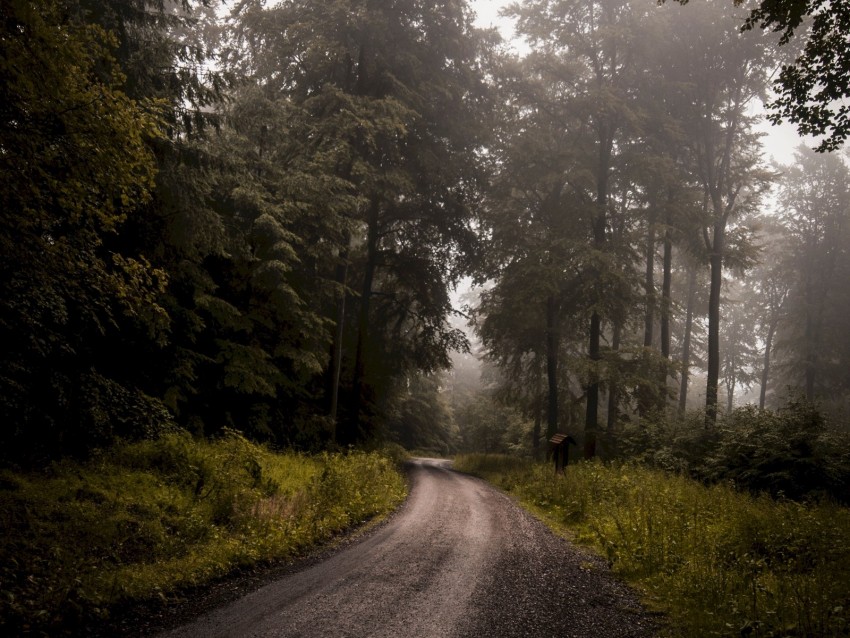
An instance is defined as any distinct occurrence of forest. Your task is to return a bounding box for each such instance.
[2,0,850,489]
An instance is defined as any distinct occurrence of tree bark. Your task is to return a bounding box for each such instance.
[533,383,543,461]
[804,320,815,400]
[585,159,610,458]
[644,206,657,348]
[658,224,673,410]
[705,222,725,427]
[726,378,735,414]
[349,200,380,442]
[660,226,673,361]
[804,278,817,401]
[607,319,621,432]
[546,295,560,438]
[328,246,349,438]
[585,310,601,458]
[678,267,697,413]
[759,320,776,409]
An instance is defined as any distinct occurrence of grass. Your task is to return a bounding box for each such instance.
[455,453,850,638]
[0,431,407,635]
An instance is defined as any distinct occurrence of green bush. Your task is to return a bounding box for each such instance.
[617,399,850,503]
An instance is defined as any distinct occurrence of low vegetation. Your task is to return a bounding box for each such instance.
[455,454,850,638]
[0,432,406,636]
[617,401,850,504]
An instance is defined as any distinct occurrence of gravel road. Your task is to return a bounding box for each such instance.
[158,458,657,638]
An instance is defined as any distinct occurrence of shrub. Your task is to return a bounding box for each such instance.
[617,399,850,503]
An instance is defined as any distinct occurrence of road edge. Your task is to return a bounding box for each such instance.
[93,466,414,638]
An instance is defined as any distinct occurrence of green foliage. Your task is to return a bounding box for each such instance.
[0,0,171,460]
[772,147,850,409]
[456,454,850,638]
[454,395,533,455]
[616,401,850,503]
[0,433,406,635]
[225,0,492,440]
[387,373,458,457]
[76,372,178,446]
[742,0,850,151]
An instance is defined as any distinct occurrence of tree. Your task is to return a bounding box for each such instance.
[508,0,651,456]
[473,44,591,444]
[77,0,318,445]
[672,0,848,150]
[454,391,532,455]
[741,0,850,152]
[387,373,457,455]
[774,146,850,404]
[228,0,491,443]
[0,0,169,459]
[747,224,792,409]
[719,283,760,412]
[659,0,772,425]
[675,263,708,412]
[154,89,360,445]
[629,31,713,415]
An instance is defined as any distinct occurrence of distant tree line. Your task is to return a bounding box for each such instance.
[472,0,850,457]
[1,0,848,464]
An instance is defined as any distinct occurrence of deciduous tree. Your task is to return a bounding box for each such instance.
[0,0,168,458]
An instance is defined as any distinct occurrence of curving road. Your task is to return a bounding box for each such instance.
[159,458,656,638]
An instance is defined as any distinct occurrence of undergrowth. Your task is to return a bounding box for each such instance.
[455,453,850,638]
[617,401,850,503]
[0,431,406,635]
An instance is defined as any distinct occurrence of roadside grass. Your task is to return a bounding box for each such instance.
[455,453,850,638]
[0,432,407,635]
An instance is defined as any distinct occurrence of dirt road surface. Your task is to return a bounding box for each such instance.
[158,458,656,638]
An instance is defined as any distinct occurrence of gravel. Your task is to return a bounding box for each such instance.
[118,458,658,637]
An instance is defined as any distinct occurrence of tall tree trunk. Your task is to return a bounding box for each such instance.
[804,327,816,400]
[328,246,349,439]
[660,227,673,360]
[804,282,817,401]
[585,309,600,458]
[585,135,611,458]
[726,377,735,413]
[533,403,542,459]
[802,229,838,402]
[759,320,776,409]
[533,356,543,459]
[349,200,380,442]
[658,224,673,409]
[639,202,663,417]
[678,267,697,413]
[607,319,621,432]
[705,222,725,427]
[644,207,657,348]
[546,295,560,438]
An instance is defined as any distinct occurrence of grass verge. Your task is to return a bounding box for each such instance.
[0,431,407,635]
[454,453,850,638]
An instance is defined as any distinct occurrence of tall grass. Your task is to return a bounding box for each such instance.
[0,432,406,635]
[455,454,850,638]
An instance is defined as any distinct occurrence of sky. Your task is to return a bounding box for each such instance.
[467,0,809,166]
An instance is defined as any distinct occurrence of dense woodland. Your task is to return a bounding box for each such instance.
[3,0,850,487]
